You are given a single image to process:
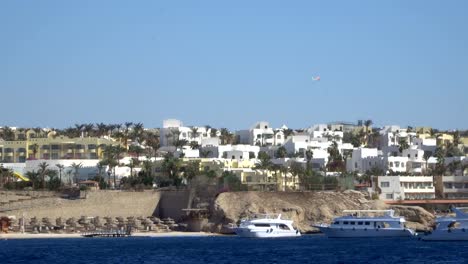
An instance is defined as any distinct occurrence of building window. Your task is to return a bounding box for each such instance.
[51,145,60,150]
[246,176,252,182]
[381,182,390,188]
[389,162,393,167]
[51,153,59,159]
[386,194,394,199]
[415,154,418,158]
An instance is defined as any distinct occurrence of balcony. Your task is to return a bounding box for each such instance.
[401,187,435,193]
[444,188,468,194]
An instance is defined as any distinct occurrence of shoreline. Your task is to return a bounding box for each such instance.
[0,231,224,240]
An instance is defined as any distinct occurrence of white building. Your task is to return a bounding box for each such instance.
[160,119,214,147]
[346,148,382,173]
[442,176,468,199]
[236,121,280,146]
[377,175,435,200]
[202,145,261,160]
[385,156,409,173]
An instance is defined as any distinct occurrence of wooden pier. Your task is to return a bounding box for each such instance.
[81,229,132,238]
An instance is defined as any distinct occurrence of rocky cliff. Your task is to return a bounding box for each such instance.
[207,191,434,233]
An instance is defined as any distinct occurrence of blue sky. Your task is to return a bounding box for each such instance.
[1,0,467,130]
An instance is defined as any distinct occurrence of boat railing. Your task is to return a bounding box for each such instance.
[342,210,396,217]
[241,213,285,221]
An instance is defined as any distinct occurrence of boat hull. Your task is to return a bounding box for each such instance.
[234,228,301,238]
[421,229,468,241]
[317,226,415,238]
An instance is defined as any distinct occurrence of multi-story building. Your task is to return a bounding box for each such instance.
[236,121,283,146]
[377,175,435,200]
[0,135,115,163]
[346,148,381,173]
[442,176,468,199]
[160,119,215,147]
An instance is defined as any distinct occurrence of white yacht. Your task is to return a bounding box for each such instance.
[421,207,468,241]
[314,210,415,238]
[233,214,301,238]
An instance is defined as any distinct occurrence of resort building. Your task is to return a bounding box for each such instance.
[442,176,468,199]
[377,175,435,200]
[0,135,116,163]
[160,119,216,147]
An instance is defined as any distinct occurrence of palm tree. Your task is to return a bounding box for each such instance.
[128,145,144,160]
[305,149,314,170]
[38,162,49,189]
[200,149,212,158]
[55,164,65,185]
[74,124,85,137]
[70,162,83,185]
[96,161,105,179]
[0,126,15,141]
[190,127,199,141]
[122,122,134,149]
[280,165,289,191]
[255,151,272,170]
[189,141,200,150]
[102,145,125,188]
[423,151,432,174]
[83,123,95,137]
[96,123,108,137]
[364,119,373,146]
[289,161,304,190]
[275,146,288,158]
[127,158,138,177]
[220,128,232,145]
[398,138,410,154]
[30,143,39,160]
[131,122,144,144]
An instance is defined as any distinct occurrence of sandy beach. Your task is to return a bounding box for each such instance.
[0,232,223,240]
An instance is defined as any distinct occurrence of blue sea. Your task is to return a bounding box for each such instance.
[1,235,467,264]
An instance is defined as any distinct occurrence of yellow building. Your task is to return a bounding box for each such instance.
[0,133,116,163]
[416,127,432,134]
[436,133,454,146]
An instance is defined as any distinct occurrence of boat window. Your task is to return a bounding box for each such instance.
[279,224,290,230]
[333,221,340,225]
[364,222,370,225]
[253,224,270,227]
[350,222,355,225]
[357,222,363,225]
[343,221,348,225]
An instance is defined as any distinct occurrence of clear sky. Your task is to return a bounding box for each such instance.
[1,0,467,130]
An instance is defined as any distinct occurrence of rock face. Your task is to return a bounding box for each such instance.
[208,191,434,233]
[390,205,435,231]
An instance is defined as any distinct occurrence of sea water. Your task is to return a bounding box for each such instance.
[1,235,467,264]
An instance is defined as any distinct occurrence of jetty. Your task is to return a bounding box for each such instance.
[81,229,132,238]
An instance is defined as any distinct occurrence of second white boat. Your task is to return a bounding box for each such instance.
[314,210,416,238]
